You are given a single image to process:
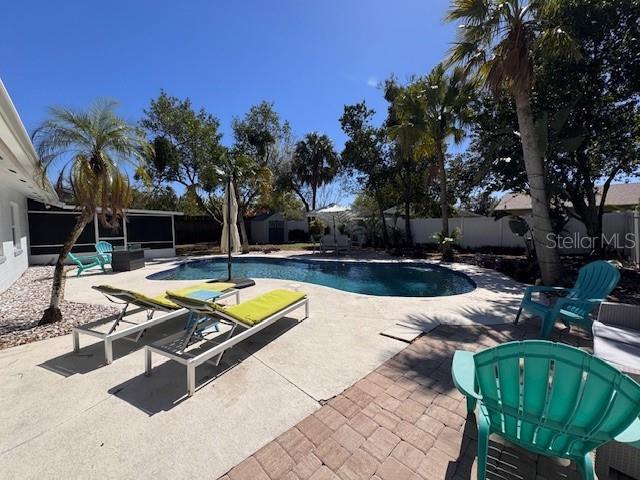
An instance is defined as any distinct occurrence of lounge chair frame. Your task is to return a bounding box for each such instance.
[144,297,309,396]
[72,288,240,364]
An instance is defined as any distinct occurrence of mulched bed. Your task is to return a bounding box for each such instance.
[0,266,118,350]
[452,253,640,305]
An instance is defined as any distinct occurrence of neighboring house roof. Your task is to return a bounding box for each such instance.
[495,184,640,212]
[0,78,59,205]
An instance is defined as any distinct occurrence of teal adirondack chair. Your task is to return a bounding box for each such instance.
[95,241,113,265]
[452,341,640,480]
[515,260,620,338]
[68,252,106,276]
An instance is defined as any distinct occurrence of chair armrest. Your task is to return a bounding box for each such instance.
[554,298,604,317]
[523,286,570,301]
[615,417,640,447]
[451,351,481,400]
[598,302,640,331]
[556,298,604,309]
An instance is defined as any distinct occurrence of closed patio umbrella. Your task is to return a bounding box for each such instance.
[221,180,241,279]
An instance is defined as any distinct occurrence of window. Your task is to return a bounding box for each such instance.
[10,202,21,252]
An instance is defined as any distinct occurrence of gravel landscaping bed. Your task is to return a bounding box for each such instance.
[0,267,118,350]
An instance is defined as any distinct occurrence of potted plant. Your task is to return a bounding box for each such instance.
[309,219,326,240]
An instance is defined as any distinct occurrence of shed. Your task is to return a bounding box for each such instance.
[247,212,308,244]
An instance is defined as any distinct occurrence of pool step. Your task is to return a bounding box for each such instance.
[380,324,425,343]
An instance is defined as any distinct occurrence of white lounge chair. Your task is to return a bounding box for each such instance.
[73,282,238,364]
[320,234,351,254]
[144,289,309,396]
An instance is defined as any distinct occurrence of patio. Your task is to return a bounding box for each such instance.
[218,321,593,480]
[1,252,633,479]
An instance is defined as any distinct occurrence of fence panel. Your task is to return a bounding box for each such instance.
[174,216,223,244]
[388,211,637,260]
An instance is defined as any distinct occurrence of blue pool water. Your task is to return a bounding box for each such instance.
[149,257,475,297]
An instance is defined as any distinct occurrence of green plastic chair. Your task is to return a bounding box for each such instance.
[95,241,113,265]
[68,252,106,277]
[452,340,640,480]
[515,260,620,338]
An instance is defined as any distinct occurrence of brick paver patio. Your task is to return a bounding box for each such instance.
[218,320,593,480]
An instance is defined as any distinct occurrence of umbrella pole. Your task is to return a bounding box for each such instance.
[227,177,232,281]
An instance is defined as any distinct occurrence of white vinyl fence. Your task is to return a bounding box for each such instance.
[388,211,640,264]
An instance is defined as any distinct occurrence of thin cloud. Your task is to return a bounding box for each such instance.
[367,76,378,88]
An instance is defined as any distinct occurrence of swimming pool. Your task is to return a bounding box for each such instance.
[149,257,475,297]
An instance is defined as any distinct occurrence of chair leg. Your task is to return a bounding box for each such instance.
[187,362,196,396]
[72,329,80,352]
[466,396,477,414]
[514,305,523,325]
[540,314,555,339]
[145,348,152,376]
[577,454,594,480]
[477,415,490,480]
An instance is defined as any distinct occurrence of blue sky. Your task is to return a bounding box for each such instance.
[2,0,458,204]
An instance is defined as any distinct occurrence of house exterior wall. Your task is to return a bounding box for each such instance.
[0,185,29,292]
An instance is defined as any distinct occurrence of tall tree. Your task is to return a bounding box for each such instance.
[33,100,147,325]
[456,0,640,255]
[538,0,640,253]
[231,102,293,252]
[291,132,339,211]
[418,64,475,235]
[340,102,393,247]
[384,79,431,245]
[140,90,225,218]
[446,0,577,284]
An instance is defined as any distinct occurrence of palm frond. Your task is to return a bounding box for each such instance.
[33,99,148,223]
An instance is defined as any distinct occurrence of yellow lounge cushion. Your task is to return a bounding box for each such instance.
[217,289,306,327]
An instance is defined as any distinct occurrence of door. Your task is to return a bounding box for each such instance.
[268,220,285,244]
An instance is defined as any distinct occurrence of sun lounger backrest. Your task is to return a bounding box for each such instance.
[93,285,178,311]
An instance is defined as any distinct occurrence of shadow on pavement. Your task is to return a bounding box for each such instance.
[107,316,301,415]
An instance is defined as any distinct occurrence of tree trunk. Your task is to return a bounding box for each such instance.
[39,209,94,325]
[404,197,412,246]
[512,88,562,285]
[237,209,250,253]
[376,196,389,249]
[311,186,317,211]
[436,143,449,236]
[232,178,250,254]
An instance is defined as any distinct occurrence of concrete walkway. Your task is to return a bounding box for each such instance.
[0,253,523,479]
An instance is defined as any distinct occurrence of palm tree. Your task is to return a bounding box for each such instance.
[419,64,475,236]
[385,80,430,245]
[291,132,339,211]
[446,0,576,284]
[33,100,147,325]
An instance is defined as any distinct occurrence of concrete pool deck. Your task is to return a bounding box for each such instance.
[0,252,524,478]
